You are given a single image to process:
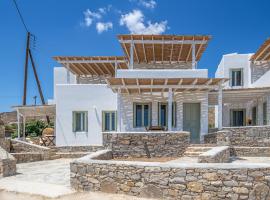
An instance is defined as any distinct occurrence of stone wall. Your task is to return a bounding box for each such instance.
[133,62,192,69]
[71,153,270,199]
[231,147,270,157]
[10,139,51,153]
[198,146,230,163]
[251,61,270,83]
[204,133,217,144]
[53,145,104,152]
[78,75,107,84]
[0,146,16,177]
[12,153,44,164]
[223,126,270,146]
[103,132,190,158]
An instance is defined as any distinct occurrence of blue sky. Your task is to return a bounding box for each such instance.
[0,0,270,112]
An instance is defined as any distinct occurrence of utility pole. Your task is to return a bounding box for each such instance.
[22,32,30,105]
[33,96,37,105]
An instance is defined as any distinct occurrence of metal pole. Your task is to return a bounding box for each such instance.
[22,32,30,105]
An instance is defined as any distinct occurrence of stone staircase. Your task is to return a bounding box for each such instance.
[184,144,216,157]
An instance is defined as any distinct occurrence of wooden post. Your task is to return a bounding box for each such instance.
[218,85,223,130]
[22,32,30,105]
[192,43,196,69]
[168,88,173,131]
[17,108,20,139]
[117,88,121,132]
[129,42,134,69]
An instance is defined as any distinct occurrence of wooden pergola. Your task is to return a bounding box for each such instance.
[53,56,128,76]
[250,38,270,62]
[209,87,270,105]
[107,77,227,132]
[118,34,211,69]
[13,105,55,140]
[106,77,225,94]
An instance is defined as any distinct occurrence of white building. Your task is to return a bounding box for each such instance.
[52,35,270,146]
[213,38,270,127]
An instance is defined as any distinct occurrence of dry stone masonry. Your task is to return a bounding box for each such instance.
[71,150,270,199]
[103,132,190,158]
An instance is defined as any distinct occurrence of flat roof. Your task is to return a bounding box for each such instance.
[53,56,128,76]
[106,77,226,94]
[251,38,270,61]
[118,34,211,64]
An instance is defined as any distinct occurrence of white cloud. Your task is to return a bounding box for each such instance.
[82,9,102,27]
[120,10,167,34]
[96,22,113,33]
[81,5,112,27]
[139,0,156,9]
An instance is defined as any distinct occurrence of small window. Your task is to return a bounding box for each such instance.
[102,111,117,131]
[158,102,177,127]
[230,69,243,86]
[134,103,151,127]
[72,111,88,132]
[263,102,267,125]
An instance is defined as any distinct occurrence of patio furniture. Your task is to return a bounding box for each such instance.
[146,126,167,131]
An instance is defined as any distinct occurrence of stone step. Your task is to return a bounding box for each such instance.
[189,143,217,147]
[185,147,212,152]
[183,151,204,157]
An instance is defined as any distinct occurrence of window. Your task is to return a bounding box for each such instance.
[158,102,176,127]
[230,69,243,86]
[230,109,246,127]
[263,102,267,125]
[72,111,88,132]
[134,103,151,127]
[102,111,117,131]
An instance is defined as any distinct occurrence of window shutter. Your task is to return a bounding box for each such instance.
[72,112,75,132]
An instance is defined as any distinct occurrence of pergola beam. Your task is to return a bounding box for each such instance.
[119,39,208,45]
[59,60,127,64]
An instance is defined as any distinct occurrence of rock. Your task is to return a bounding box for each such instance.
[170,177,185,184]
[120,184,130,192]
[249,183,270,200]
[100,180,118,193]
[187,182,203,193]
[201,193,212,200]
[233,187,249,194]
[203,173,218,181]
[140,184,163,198]
[224,180,238,187]
[88,177,99,184]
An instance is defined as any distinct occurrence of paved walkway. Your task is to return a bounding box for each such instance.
[0,159,155,200]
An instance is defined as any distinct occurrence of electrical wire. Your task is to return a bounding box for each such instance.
[12,0,29,32]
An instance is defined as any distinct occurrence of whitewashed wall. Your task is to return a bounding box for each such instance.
[215,53,253,88]
[119,91,208,141]
[55,84,117,146]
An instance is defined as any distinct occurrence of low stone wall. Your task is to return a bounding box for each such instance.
[11,153,44,163]
[0,139,11,152]
[10,139,51,153]
[9,139,58,162]
[223,126,270,147]
[71,152,270,199]
[0,146,16,177]
[204,133,217,144]
[231,147,270,157]
[198,146,230,163]
[53,145,104,153]
[103,132,190,158]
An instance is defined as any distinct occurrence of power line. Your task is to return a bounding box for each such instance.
[12,0,29,32]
